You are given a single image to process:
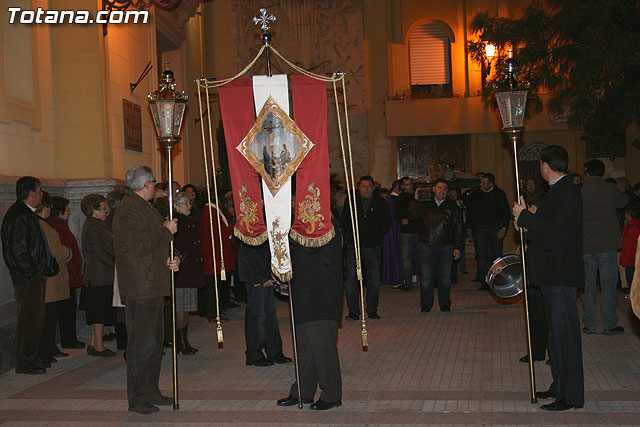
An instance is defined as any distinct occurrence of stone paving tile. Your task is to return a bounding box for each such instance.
[2,271,640,426]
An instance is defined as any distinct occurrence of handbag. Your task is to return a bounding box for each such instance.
[44,257,60,277]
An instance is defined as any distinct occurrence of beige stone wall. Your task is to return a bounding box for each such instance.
[0,1,54,178]
[103,14,158,183]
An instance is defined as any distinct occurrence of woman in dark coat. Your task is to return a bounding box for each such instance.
[81,194,117,357]
[173,192,205,355]
[48,196,85,349]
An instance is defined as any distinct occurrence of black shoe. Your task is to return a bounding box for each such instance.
[149,395,173,406]
[546,359,551,365]
[535,390,556,399]
[103,332,116,342]
[582,327,597,334]
[540,398,582,411]
[519,355,545,363]
[368,312,380,319]
[89,347,117,357]
[269,354,292,364]
[246,358,274,367]
[40,356,57,363]
[602,326,624,335]
[421,307,431,313]
[15,367,46,375]
[345,313,359,321]
[53,349,69,358]
[277,395,313,406]
[310,399,342,410]
[128,402,159,414]
[61,341,85,349]
[478,284,490,290]
[440,306,450,312]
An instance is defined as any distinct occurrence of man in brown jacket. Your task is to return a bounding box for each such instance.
[113,166,179,414]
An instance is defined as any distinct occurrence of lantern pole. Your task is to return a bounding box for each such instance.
[493,55,536,404]
[148,69,188,410]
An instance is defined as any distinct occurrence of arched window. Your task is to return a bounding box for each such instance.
[408,22,452,97]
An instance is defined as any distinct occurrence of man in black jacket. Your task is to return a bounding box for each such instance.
[342,176,391,319]
[467,173,511,290]
[409,179,464,312]
[514,145,584,411]
[1,176,49,375]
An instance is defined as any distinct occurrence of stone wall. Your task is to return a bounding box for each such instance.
[232,0,369,178]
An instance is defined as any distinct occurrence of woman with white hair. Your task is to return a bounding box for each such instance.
[172,192,205,354]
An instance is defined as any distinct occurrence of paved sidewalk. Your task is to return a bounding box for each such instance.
[2,274,640,426]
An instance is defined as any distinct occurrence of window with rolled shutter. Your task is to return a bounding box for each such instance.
[409,23,452,96]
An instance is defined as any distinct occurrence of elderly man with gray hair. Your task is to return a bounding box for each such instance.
[113,166,180,414]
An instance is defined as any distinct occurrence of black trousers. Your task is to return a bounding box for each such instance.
[472,225,503,283]
[540,286,584,405]
[244,283,283,363]
[125,297,165,407]
[58,288,79,345]
[12,273,46,371]
[528,285,548,360]
[40,299,65,358]
[289,320,342,403]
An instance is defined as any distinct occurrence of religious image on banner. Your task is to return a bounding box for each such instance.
[237,96,314,196]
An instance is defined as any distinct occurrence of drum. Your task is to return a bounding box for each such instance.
[485,254,523,299]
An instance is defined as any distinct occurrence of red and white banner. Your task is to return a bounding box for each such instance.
[218,74,331,281]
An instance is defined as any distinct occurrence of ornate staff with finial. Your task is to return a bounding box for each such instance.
[253,8,304,409]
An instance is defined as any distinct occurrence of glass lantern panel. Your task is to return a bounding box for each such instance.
[172,102,186,136]
[495,89,528,128]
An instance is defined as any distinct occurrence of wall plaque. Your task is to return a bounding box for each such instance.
[123,99,142,152]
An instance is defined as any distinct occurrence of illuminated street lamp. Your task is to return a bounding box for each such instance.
[493,54,537,404]
[148,68,188,410]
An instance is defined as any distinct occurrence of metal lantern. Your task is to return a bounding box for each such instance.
[495,88,528,130]
[147,68,187,411]
[148,69,188,147]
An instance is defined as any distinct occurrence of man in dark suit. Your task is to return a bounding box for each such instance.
[513,145,584,411]
[1,177,49,375]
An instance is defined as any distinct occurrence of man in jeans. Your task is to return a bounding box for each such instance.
[409,179,464,312]
[581,159,628,334]
[394,177,420,290]
[342,176,391,320]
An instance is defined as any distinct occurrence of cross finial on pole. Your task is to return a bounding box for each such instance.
[253,8,276,32]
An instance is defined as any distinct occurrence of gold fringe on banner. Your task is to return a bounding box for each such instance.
[234,228,268,246]
[272,265,293,283]
[289,227,335,248]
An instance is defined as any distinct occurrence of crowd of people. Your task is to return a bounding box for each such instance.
[1,153,639,413]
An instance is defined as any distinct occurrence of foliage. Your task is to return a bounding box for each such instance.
[467,0,640,157]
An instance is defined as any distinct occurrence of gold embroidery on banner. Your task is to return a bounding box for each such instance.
[298,183,325,235]
[237,186,258,234]
[269,217,288,269]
